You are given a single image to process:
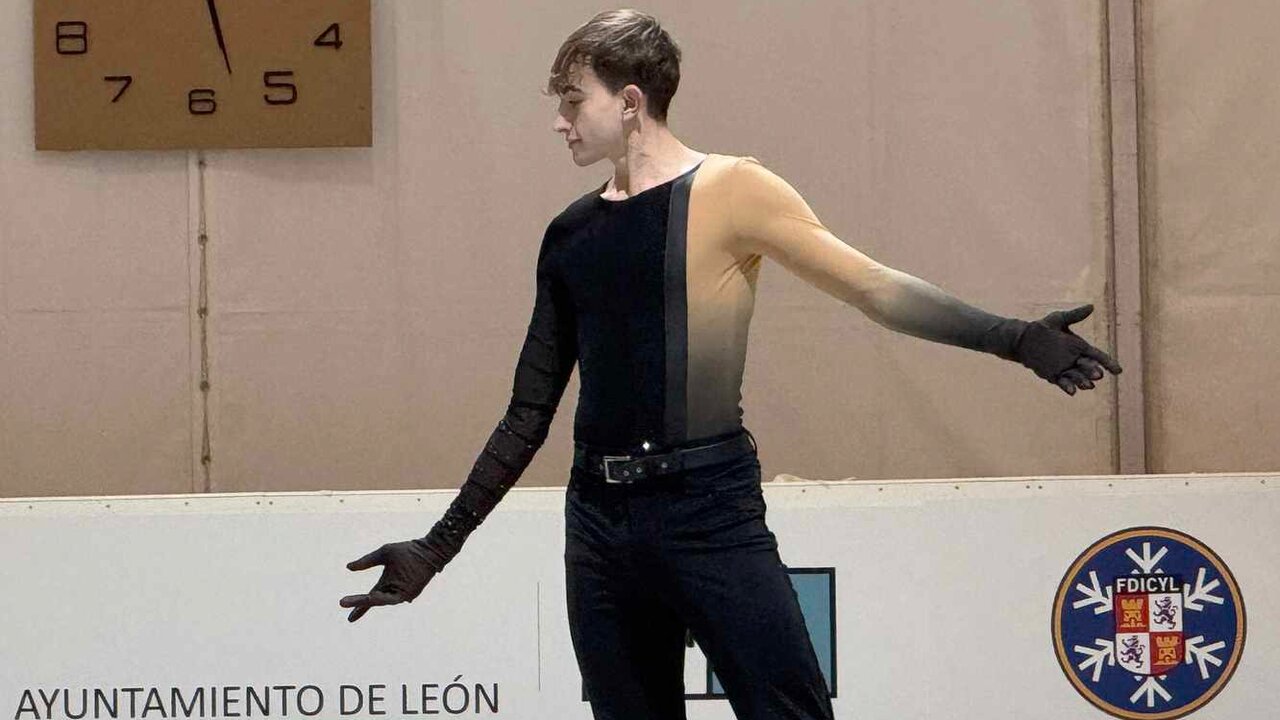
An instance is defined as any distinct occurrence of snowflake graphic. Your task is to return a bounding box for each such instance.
[1053,528,1245,720]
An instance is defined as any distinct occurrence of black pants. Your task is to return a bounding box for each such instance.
[564,446,835,720]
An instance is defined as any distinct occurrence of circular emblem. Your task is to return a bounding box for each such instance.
[1052,527,1246,719]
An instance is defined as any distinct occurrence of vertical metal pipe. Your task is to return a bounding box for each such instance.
[1105,0,1148,473]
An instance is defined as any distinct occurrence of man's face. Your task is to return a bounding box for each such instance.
[552,64,631,167]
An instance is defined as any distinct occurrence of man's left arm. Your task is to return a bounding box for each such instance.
[727,157,1122,395]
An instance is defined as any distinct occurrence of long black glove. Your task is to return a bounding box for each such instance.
[341,225,574,623]
[340,412,545,622]
[1001,304,1123,395]
[859,273,1120,394]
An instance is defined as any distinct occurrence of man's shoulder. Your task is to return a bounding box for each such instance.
[707,152,764,169]
[697,153,775,196]
[717,153,799,200]
[544,184,604,237]
[694,153,790,213]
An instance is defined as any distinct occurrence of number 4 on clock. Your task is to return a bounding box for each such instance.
[314,23,343,50]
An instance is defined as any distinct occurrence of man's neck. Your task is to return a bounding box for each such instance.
[604,128,706,200]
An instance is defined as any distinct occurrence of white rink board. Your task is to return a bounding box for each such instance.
[0,473,1275,719]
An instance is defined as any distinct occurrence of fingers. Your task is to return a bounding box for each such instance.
[1075,357,1105,381]
[344,545,415,623]
[340,588,404,623]
[1055,375,1077,395]
[343,596,372,623]
[340,589,402,608]
[1062,304,1094,326]
[340,593,371,608]
[1063,368,1093,390]
[1083,345,1123,374]
[1045,304,1093,330]
[1047,304,1123,375]
[347,546,387,572]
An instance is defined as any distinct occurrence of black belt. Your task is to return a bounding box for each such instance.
[573,430,756,484]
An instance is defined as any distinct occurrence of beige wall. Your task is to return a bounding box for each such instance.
[1140,1,1280,473]
[2,1,1122,497]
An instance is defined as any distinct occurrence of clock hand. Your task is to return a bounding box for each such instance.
[206,0,232,74]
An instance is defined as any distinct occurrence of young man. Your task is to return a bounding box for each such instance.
[340,9,1122,720]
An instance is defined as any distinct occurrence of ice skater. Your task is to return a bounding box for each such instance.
[341,9,1121,719]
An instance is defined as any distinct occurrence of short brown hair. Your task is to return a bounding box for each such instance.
[545,9,682,122]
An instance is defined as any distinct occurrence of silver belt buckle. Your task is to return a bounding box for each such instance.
[602,455,633,484]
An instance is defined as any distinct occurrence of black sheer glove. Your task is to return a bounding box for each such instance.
[339,415,545,624]
[340,539,445,622]
[337,223,573,625]
[1010,304,1123,395]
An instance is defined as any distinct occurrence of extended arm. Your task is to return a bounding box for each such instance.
[342,230,577,621]
[727,157,1120,392]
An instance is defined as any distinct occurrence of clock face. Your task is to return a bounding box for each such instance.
[34,0,371,150]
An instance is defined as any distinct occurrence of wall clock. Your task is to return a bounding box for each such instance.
[34,0,371,150]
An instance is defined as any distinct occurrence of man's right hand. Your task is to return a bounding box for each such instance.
[340,540,439,622]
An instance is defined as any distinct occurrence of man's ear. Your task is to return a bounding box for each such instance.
[621,84,645,119]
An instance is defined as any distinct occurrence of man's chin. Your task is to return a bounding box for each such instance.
[568,148,603,167]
